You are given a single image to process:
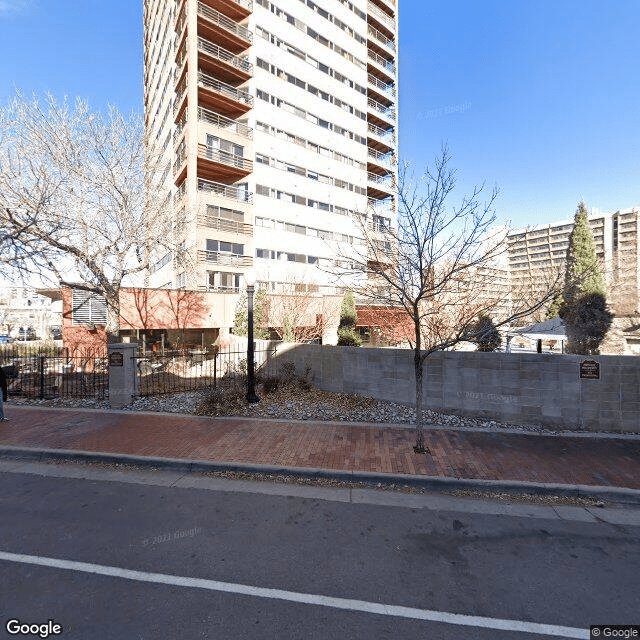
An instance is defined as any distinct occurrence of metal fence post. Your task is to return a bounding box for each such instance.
[39,355,45,399]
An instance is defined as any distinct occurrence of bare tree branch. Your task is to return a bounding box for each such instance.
[323,145,563,453]
[0,92,176,339]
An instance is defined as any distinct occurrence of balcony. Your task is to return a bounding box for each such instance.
[368,49,396,82]
[199,0,252,22]
[174,83,187,120]
[367,1,394,32]
[367,122,395,153]
[198,37,252,84]
[197,250,252,267]
[173,149,187,185]
[198,212,253,236]
[367,147,394,172]
[367,172,394,200]
[367,172,393,186]
[198,177,254,203]
[367,197,395,219]
[198,107,252,139]
[367,97,395,127]
[197,1,252,52]
[174,182,187,206]
[198,143,253,182]
[368,73,395,98]
[175,6,187,35]
[174,112,188,146]
[368,25,395,53]
[198,71,252,118]
[369,0,396,20]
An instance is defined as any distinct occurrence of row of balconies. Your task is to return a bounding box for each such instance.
[172,0,397,239]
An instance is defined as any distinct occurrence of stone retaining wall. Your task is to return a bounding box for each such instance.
[269,344,640,433]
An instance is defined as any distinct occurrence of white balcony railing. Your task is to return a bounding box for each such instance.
[367,1,394,30]
[368,97,395,120]
[198,178,253,203]
[198,144,253,172]
[198,107,252,138]
[197,37,252,74]
[368,25,395,52]
[197,1,253,43]
[198,72,253,107]
[368,122,395,141]
[367,147,394,169]
[367,171,393,186]
[368,73,395,96]
[197,250,252,267]
[198,214,253,236]
[368,50,396,75]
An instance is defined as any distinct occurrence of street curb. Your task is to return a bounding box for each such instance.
[2,445,640,506]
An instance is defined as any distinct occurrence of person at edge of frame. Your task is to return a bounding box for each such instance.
[0,365,8,421]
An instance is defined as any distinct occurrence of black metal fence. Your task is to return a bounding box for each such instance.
[136,346,279,396]
[0,349,108,400]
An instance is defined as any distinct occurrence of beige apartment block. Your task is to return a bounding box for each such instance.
[143,0,398,315]
[507,207,640,353]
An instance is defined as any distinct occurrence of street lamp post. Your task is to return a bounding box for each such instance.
[245,269,260,403]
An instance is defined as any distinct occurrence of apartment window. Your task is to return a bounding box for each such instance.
[207,135,243,158]
[206,205,244,223]
[176,272,186,289]
[206,240,244,255]
[208,272,240,291]
[613,216,619,251]
[373,215,391,232]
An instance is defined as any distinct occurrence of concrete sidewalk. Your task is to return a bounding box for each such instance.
[1,405,639,503]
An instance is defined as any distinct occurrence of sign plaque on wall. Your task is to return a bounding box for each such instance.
[109,352,124,367]
[579,359,600,379]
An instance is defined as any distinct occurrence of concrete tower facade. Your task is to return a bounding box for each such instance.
[143,0,398,299]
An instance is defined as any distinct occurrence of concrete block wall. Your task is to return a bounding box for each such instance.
[269,344,640,433]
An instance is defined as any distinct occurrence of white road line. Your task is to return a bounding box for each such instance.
[0,550,588,639]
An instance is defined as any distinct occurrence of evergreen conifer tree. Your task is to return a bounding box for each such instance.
[337,290,362,346]
[560,201,611,353]
[473,313,502,352]
[282,317,296,342]
[233,288,270,339]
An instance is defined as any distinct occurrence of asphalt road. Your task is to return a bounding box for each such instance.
[0,462,638,639]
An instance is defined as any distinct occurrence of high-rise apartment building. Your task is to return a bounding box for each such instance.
[507,207,640,352]
[143,0,398,303]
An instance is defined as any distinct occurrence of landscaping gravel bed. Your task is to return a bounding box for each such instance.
[9,382,560,434]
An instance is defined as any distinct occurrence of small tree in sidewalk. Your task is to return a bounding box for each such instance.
[327,145,562,454]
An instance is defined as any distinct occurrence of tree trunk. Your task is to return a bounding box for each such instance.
[105,292,121,344]
[413,348,430,454]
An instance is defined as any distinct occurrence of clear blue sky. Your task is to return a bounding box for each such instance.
[1,0,638,228]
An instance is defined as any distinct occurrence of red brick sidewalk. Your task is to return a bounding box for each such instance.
[1,406,639,490]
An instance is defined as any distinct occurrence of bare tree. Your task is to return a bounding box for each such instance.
[0,92,176,340]
[265,278,341,343]
[330,147,562,453]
